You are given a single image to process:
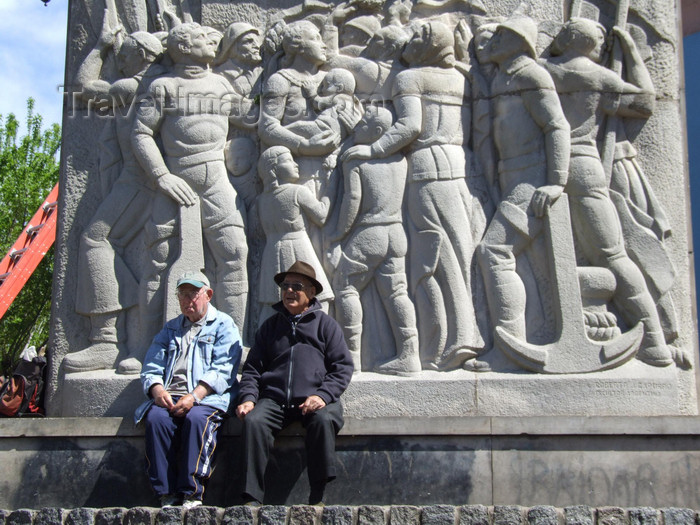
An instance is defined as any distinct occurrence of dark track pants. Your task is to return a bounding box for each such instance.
[241,397,344,502]
[144,403,223,499]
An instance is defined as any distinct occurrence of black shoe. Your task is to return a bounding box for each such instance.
[308,484,325,505]
[242,492,261,507]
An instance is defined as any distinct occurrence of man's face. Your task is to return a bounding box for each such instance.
[402,27,427,65]
[485,26,522,64]
[364,33,386,60]
[235,32,262,64]
[280,273,316,315]
[177,283,212,322]
[341,25,371,48]
[185,28,218,64]
[117,43,143,77]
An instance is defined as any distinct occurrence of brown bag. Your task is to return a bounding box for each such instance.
[0,376,25,416]
[0,356,46,417]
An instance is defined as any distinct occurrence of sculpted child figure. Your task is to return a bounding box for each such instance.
[331,106,420,374]
[285,68,363,141]
[256,146,334,324]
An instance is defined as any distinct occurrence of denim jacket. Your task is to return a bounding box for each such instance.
[134,305,242,424]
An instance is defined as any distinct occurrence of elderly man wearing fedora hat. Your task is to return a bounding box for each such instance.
[135,270,242,509]
[236,260,353,505]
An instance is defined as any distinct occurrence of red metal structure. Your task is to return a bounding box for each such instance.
[0,184,59,320]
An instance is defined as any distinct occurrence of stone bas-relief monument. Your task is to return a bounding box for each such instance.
[49,0,698,417]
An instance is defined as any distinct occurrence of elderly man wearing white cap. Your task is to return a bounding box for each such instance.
[135,270,242,509]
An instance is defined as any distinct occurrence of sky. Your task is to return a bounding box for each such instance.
[0,0,69,130]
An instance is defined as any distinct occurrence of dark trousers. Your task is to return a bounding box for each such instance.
[241,397,344,502]
[144,403,224,500]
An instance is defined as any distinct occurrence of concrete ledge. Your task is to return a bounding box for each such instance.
[0,505,698,525]
[5,417,700,510]
[4,415,700,438]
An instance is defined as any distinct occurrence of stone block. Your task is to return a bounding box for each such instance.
[289,505,321,525]
[156,507,184,525]
[493,506,523,525]
[596,507,626,525]
[321,506,354,525]
[36,508,64,525]
[628,507,658,525]
[66,508,96,525]
[260,506,288,525]
[357,505,386,525]
[185,506,219,525]
[459,505,491,525]
[222,506,256,525]
[6,510,33,525]
[390,506,421,525]
[124,507,157,525]
[564,506,595,525]
[527,506,559,525]
[660,508,696,525]
[421,505,456,525]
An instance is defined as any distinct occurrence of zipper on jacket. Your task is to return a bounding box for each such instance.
[286,317,297,407]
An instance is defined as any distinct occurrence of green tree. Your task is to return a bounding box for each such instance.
[0,99,61,376]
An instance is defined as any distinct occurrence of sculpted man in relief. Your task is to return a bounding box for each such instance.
[65,12,166,374]
[132,23,248,351]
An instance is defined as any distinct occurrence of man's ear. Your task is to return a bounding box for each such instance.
[206,288,214,300]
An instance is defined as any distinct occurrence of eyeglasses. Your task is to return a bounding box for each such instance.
[176,289,205,301]
[279,281,307,292]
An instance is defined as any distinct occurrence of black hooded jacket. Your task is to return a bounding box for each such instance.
[238,299,353,407]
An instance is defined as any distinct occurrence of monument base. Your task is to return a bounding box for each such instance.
[3,416,700,509]
[59,359,690,417]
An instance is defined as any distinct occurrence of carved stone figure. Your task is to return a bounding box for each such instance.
[473,17,571,370]
[258,20,343,288]
[544,18,689,368]
[214,22,263,135]
[286,68,363,140]
[256,146,333,324]
[64,13,166,374]
[342,20,482,371]
[328,3,382,58]
[326,24,408,109]
[331,107,419,374]
[131,22,249,362]
[258,20,339,168]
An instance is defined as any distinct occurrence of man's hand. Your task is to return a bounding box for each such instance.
[340,144,373,162]
[236,401,255,420]
[97,9,123,51]
[300,395,326,415]
[170,394,196,418]
[156,173,198,206]
[150,384,175,410]
[299,130,341,156]
[531,185,564,217]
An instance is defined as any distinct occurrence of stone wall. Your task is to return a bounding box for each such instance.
[1,505,699,525]
[4,417,700,511]
[49,0,699,417]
